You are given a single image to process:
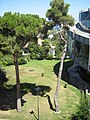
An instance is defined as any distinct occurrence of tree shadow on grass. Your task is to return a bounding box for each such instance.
[44,94,55,111]
[0,83,52,111]
[53,60,73,83]
[54,60,90,92]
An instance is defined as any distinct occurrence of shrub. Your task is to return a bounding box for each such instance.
[18,57,27,65]
[71,93,90,120]
[1,55,13,66]
[28,41,50,60]
[46,54,53,60]
[28,42,39,59]
[22,54,30,62]
[30,52,39,60]
[24,54,30,62]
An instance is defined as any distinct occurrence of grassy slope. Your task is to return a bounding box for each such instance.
[0,60,80,120]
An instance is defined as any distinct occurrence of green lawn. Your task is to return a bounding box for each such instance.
[0,60,81,120]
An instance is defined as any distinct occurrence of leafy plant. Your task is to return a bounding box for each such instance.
[46,54,53,60]
[1,55,13,66]
[71,93,90,120]
[18,57,27,65]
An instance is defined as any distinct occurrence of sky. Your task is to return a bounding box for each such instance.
[0,0,90,20]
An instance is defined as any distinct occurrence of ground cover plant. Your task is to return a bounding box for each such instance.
[0,60,81,120]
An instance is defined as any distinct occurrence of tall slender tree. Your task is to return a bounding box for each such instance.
[46,0,74,112]
[0,12,44,112]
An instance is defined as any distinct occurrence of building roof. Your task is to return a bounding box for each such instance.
[69,23,90,39]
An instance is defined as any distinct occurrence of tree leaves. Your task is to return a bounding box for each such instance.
[46,0,74,26]
[0,12,45,54]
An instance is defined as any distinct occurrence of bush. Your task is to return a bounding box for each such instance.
[30,52,39,60]
[46,54,53,60]
[18,57,27,65]
[71,93,90,120]
[1,55,13,66]
[24,54,30,62]
[1,54,28,66]
[55,54,61,60]
[28,41,50,60]
[28,42,39,60]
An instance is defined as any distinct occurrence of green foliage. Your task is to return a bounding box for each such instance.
[42,39,50,47]
[28,40,51,60]
[1,55,13,66]
[18,57,27,65]
[0,51,3,59]
[41,21,54,38]
[55,42,63,59]
[49,36,63,59]
[38,46,47,59]
[0,12,46,67]
[45,0,74,60]
[46,0,74,26]
[0,53,29,66]
[0,12,45,55]
[46,54,53,60]
[0,66,8,88]
[28,42,39,59]
[71,93,90,120]
[39,39,50,59]
[23,54,30,62]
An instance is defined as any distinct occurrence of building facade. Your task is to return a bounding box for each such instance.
[67,9,90,72]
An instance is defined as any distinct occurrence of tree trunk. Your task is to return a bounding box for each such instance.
[54,40,67,113]
[13,52,21,112]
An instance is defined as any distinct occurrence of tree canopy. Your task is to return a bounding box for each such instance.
[0,12,45,54]
[46,0,74,26]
